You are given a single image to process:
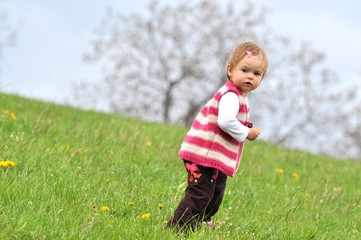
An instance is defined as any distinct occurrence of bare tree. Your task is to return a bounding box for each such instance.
[337,76,361,159]
[77,0,273,123]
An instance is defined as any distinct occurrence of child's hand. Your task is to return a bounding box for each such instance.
[246,128,261,141]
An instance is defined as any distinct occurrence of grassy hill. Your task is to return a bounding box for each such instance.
[1,93,360,239]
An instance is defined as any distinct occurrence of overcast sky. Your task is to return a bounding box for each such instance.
[1,0,360,106]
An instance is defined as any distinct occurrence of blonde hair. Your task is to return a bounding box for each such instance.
[226,41,268,80]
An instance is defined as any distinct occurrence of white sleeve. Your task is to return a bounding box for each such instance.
[217,92,250,142]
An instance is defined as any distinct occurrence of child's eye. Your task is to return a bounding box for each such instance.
[254,71,262,76]
[241,68,248,73]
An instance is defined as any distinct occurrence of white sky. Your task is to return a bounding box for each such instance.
[1,0,361,105]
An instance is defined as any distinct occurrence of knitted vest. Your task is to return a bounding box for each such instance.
[179,81,250,177]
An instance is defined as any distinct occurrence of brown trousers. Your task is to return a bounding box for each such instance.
[167,161,227,231]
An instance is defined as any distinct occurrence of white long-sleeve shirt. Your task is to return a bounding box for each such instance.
[217,92,250,142]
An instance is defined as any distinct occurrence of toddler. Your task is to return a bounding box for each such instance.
[167,41,268,232]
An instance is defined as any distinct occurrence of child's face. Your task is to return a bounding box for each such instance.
[227,54,265,96]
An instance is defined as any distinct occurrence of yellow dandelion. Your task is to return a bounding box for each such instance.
[9,113,16,120]
[292,172,300,180]
[276,168,284,174]
[140,213,151,220]
[158,204,164,210]
[128,201,136,206]
[2,109,10,115]
[144,140,152,147]
[2,110,16,120]
[101,206,110,212]
[0,161,7,167]
[5,160,15,167]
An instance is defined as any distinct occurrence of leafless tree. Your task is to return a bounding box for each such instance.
[337,76,361,159]
[76,0,274,123]
[73,0,361,160]
[344,108,361,159]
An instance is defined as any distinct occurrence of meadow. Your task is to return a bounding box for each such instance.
[1,93,360,239]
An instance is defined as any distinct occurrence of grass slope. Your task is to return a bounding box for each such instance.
[1,93,360,239]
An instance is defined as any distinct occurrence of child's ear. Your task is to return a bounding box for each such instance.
[226,64,232,78]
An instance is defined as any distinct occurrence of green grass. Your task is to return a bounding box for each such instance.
[1,93,360,239]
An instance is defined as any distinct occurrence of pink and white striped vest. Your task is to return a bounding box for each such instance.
[179,81,250,177]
